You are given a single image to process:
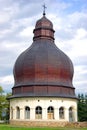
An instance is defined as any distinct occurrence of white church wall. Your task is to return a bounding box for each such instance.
[10,97,77,122]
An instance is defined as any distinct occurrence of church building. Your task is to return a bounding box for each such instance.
[9,9,78,126]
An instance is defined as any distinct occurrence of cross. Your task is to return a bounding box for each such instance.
[43,4,47,16]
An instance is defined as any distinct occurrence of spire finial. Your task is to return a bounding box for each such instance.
[43,4,47,16]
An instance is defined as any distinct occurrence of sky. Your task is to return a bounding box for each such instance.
[0,0,87,94]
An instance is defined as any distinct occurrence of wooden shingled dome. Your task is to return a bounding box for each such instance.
[12,14,76,98]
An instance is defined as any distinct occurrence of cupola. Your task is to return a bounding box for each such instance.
[33,12,55,41]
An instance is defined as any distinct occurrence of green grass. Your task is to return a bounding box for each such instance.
[0,124,87,130]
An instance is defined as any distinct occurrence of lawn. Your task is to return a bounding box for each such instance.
[0,124,87,130]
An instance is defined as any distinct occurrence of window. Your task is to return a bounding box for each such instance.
[69,107,74,122]
[59,107,64,119]
[35,106,42,119]
[16,106,20,119]
[25,106,30,119]
[47,106,54,119]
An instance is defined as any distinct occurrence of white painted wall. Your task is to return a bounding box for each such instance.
[10,97,78,122]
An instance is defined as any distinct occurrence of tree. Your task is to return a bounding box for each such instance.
[0,86,4,95]
[5,93,12,121]
[78,93,87,121]
[0,86,4,120]
[0,86,11,121]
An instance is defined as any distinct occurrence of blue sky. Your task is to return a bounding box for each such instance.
[0,0,87,94]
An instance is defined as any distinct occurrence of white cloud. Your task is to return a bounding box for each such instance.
[67,38,87,58]
[0,75,14,85]
[0,75,14,92]
[0,29,12,38]
[75,28,87,39]
[19,26,33,37]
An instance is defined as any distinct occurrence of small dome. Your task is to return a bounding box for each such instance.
[35,15,53,29]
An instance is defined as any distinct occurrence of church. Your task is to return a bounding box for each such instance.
[9,8,78,126]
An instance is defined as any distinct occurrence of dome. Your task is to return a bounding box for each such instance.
[35,15,53,29]
[12,14,76,98]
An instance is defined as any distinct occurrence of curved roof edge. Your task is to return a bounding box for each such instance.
[8,93,78,100]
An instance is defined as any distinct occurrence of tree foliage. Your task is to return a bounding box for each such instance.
[0,86,11,121]
[78,93,87,121]
[0,86,4,95]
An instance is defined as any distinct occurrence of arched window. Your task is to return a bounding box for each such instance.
[25,106,30,119]
[47,106,54,119]
[11,107,13,119]
[59,107,64,119]
[35,106,42,119]
[16,106,20,119]
[69,107,74,122]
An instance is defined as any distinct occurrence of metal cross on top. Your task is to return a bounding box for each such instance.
[43,4,47,16]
